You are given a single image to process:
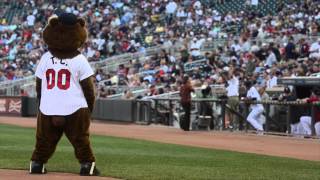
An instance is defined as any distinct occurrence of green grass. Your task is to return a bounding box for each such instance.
[0,124,319,180]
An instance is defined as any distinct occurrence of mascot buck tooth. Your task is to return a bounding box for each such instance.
[29,12,100,176]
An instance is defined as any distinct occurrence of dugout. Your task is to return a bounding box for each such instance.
[277,77,320,98]
[277,77,320,134]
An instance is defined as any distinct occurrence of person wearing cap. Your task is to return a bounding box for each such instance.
[180,76,195,131]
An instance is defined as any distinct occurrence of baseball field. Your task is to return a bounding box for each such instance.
[0,117,319,180]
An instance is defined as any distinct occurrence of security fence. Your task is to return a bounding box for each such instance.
[135,98,319,137]
[0,76,36,96]
[2,96,319,137]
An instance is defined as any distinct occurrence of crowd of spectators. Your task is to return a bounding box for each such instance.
[0,0,319,100]
[95,0,320,99]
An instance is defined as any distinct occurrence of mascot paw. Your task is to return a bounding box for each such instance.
[29,161,47,174]
[80,162,100,176]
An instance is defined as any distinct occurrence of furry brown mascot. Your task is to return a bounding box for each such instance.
[29,11,99,176]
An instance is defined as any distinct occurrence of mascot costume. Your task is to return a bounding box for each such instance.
[29,11,100,176]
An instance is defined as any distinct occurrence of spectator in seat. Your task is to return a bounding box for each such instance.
[299,38,309,58]
[309,38,320,59]
[0,70,7,82]
[285,37,297,60]
[265,48,277,67]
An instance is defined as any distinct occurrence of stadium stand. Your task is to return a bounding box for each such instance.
[1,0,320,136]
[0,0,319,98]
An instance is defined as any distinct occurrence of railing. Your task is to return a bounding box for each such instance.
[105,85,166,99]
[0,76,36,96]
[135,97,319,137]
[143,84,225,100]
[90,44,173,71]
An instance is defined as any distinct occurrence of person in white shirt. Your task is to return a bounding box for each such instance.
[93,36,106,51]
[245,81,265,132]
[165,0,177,24]
[110,16,121,28]
[309,39,320,59]
[27,13,36,27]
[251,0,259,6]
[176,7,187,19]
[193,1,202,9]
[166,0,177,14]
[250,41,260,53]
[222,70,240,129]
[265,49,277,67]
[241,38,251,53]
[212,11,221,22]
[231,40,241,54]
[189,37,202,58]
[266,71,280,88]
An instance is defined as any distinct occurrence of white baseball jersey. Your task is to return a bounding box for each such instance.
[246,86,264,110]
[35,51,94,115]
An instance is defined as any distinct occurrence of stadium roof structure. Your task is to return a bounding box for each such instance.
[278,77,320,86]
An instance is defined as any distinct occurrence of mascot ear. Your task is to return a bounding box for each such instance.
[77,18,86,27]
[48,16,59,27]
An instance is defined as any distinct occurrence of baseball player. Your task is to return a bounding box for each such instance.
[245,81,265,133]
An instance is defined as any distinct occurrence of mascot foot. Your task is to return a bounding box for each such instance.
[80,162,100,176]
[29,161,47,174]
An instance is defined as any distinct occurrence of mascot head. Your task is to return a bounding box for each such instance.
[43,12,87,59]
